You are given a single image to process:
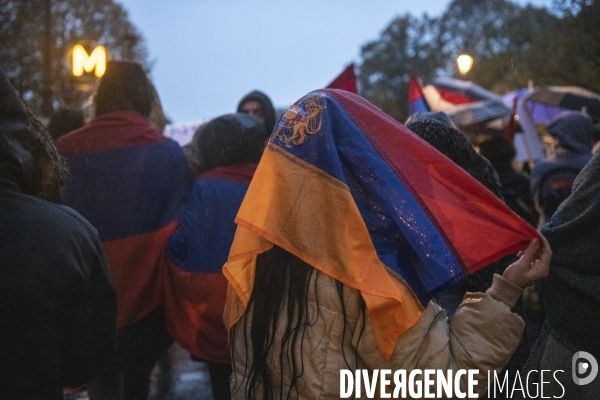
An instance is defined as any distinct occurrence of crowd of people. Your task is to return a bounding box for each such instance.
[1,59,599,400]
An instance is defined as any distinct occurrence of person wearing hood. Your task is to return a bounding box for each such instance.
[56,61,191,399]
[530,111,594,223]
[165,113,265,400]
[521,147,600,399]
[237,90,276,139]
[0,68,117,399]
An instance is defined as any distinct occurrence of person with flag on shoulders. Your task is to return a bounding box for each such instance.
[165,113,266,400]
[56,61,191,400]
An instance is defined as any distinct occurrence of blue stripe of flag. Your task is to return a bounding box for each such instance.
[409,97,431,115]
[168,178,250,273]
[63,141,190,242]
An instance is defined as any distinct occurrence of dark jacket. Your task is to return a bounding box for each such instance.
[0,67,117,399]
[0,189,117,399]
[522,148,600,400]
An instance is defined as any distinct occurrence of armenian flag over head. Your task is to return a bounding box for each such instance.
[224,89,538,360]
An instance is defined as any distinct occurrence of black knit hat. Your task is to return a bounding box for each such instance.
[236,90,276,137]
[405,112,503,199]
[406,111,459,130]
[185,113,265,176]
[95,61,153,118]
[0,68,66,202]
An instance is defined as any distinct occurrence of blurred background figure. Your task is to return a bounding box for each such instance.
[530,111,594,224]
[0,68,117,400]
[237,90,276,138]
[166,113,265,400]
[478,134,544,357]
[478,134,539,227]
[47,108,85,141]
[56,61,191,400]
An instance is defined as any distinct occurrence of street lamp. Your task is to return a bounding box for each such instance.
[457,54,474,75]
[67,42,109,105]
[70,44,107,78]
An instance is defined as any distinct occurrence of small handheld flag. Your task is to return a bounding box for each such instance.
[408,74,431,115]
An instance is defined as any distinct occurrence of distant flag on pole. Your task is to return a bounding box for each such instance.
[326,63,358,94]
[408,74,431,115]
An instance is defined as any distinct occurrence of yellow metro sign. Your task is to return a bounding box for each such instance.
[71,44,107,77]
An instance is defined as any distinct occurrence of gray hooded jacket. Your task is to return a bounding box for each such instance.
[531,111,594,221]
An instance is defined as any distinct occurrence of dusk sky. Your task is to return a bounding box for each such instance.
[116,0,554,125]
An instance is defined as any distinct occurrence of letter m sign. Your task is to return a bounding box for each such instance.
[72,44,107,77]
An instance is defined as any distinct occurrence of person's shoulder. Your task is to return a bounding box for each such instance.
[154,136,184,151]
[53,203,100,236]
[16,192,100,239]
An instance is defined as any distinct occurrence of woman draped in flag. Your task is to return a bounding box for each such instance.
[223,89,552,399]
[166,113,265,400]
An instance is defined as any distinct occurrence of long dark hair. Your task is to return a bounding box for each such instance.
[0,68,67,203]
[231,245,366,400]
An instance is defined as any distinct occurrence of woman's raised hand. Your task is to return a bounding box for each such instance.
[502,235,552,289]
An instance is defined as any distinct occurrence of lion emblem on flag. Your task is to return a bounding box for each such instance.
[274,94,327,147]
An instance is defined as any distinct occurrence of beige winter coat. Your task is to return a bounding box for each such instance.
[230,268,525,400]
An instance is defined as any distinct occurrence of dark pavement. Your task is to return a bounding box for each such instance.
[64,344,215,400]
